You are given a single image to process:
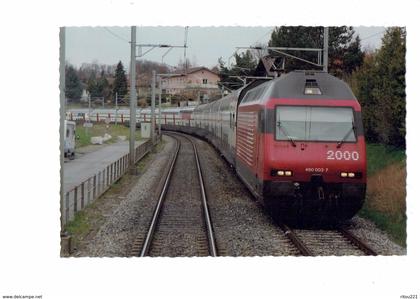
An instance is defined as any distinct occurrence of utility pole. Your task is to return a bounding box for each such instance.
[85,92,91,136]
[60,27,65,231]
[323,27,329,72]
[184,26,189,74]
[151,70,156,144]
[88,92,91,122]
[158,75,162,136]
[115,92,118,125]
[129,26,137,172]
[134,28,187,140]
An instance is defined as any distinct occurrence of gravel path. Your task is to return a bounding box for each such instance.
[79,135,176,257]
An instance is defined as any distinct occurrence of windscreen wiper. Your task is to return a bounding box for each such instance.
[337,124,356,148]
[277,121,296,147]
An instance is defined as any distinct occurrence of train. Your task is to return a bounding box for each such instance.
[68,70,367,224]
[162,70,366,224]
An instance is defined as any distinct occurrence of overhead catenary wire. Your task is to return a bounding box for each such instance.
[360,30,386,41]
[252,27,275,45]
[225,27,274,68]
[102,27,129,43]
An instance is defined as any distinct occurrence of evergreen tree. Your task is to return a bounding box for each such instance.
[65,65,82,100]
[217,57,230,82]
[98,70,111,101]
[352,53,378,142]
[87,72,100,97]
[342,35,364,76]
[351,27,406,148]
[269,26,322,72]
[112,61,128,100]
[372,27,406,147]
[268,26,363,77]
[86,70,110,99]
[217,50,258,90]
[234,50,257,71]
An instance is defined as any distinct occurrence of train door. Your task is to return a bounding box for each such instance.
[218,100,223,141]
[229,97,236,152]
[255,108,260,180]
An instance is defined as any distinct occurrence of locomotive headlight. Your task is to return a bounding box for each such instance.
[272,169,293,177]
[340,172,361,178]
[277,170,285,176]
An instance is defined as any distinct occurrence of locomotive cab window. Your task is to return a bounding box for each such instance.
[275,106,356,142]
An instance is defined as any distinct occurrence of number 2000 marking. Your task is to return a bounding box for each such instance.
[327,150,359,161]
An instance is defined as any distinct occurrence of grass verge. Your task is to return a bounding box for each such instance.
[65,197,105,248]
[366,143,406,175]
[359,206,406,247]
[65,210,90,237]
[75,123,142,148]
[63,138,166,253]
[362,143,406,247]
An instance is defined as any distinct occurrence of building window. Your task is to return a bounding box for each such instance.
[203,79,208,84]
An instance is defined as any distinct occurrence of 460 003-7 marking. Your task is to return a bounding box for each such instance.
[326,150,360,161]
[305,167,328,173]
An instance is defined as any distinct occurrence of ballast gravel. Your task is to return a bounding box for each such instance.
[346,216,406,255]
[194,136,406,256]
[79,135,176,257]
[194,137,300,256]
[73,133,405,257]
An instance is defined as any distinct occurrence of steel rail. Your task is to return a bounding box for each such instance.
[339,228,378,256]
[169,132,218,257]
[279,223,313,256]
[187,135,218,257]
[139,135,180,257]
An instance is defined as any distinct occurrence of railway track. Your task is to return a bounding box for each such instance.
[279,223,378,256]
[130,133,217,257]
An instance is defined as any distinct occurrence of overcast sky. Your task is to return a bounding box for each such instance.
[66,26,386,69]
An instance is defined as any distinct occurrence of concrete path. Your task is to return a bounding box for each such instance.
[63,140,145,193]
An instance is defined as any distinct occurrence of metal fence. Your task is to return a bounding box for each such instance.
[61,138,156,228]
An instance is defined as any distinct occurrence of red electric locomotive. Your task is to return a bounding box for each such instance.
[164,70,366,224]
[235,71,366,223]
